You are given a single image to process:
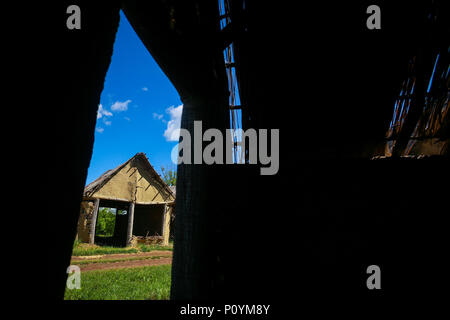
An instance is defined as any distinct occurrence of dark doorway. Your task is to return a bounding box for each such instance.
[95,199,129,247]
[133,204,165,237]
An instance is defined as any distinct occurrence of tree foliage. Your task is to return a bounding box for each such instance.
[96,207,116,237]
[160,165,177,186]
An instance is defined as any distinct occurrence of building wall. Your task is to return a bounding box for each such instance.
[77,199,173,246]
[91,161,135,201]
[162,206,173,246]
[77,158,175,246]
[91,160,174,204]
[409,138,447,155]
[77,200,95,242]
[135,160,174,203]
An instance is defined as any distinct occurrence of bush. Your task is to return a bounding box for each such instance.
[96,208,116,237]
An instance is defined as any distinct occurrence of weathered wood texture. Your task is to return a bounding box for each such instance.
[88,198,100,244]
[126,201,135,246]
[76,200,95,242]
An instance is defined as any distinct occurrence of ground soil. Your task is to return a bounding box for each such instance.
[72,250,172,260]
[71,251,173,272]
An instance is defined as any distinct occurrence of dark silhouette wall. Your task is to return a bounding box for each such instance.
[48,0,449,306]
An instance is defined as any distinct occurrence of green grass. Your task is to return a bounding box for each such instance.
[72,255,169,265]
[71,240,172,256]
[64,265,171,300]
[138,244,173,252]
[72,246,139,256]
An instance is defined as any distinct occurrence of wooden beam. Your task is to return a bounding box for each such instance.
[126,202,135,246]
[135,200,175,205]
[161,203,168,245]
[89,198,100,244]
[83,195,131,203]
[392,49,428,156]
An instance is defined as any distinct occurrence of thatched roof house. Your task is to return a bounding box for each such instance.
[76,153,175,246]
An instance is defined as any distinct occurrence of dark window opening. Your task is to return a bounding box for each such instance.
[133,204,165,237]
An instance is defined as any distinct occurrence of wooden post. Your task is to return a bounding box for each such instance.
[126,202,135,246]
[89,198,100,244]
[161,203,168,245]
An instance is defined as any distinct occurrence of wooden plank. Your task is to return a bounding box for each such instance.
[84,196,174,206]
[161,203,168,245]
[89,198,100,244]
[135,200,175,205]
[126,202,135,246]
[84,195,131,203]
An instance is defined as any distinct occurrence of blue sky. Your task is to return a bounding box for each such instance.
[86,10,182,185]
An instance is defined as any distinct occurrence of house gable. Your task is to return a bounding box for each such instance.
[89,154,174,204]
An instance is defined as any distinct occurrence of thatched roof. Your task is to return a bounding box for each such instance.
[84,153,175,199]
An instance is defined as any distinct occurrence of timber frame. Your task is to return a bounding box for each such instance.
[76,153,175,246]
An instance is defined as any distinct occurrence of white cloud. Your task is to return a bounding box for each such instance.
[124,117,131,121]
[103,120,112,126]
[153,112,164,120]
[111,99,132,112]
[142,87,149,91]
[96,127,104,133]
[97,104,113,119]
[163,104,183,142]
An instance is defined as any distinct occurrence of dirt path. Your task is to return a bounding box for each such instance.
[78,256,172,272]
[71,251,173,272]
[71,250,172,262]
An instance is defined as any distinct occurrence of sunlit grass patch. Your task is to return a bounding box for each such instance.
[72,245,139,256]
[138,244,173,252]
[72,255,170,265]
[64,265,171,300]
